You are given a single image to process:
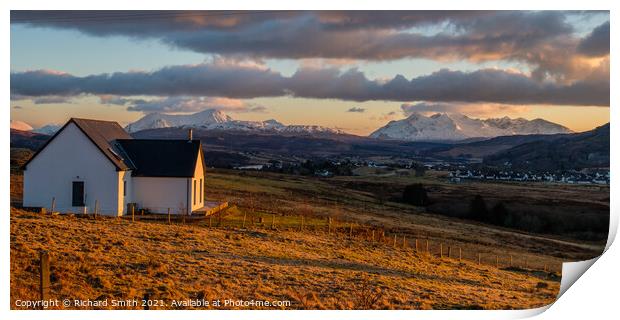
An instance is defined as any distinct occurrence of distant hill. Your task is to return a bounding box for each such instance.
[10,129,50,151]
[10,120,609,172]
[132,127,448,167]
[10,120,33,131]
[484,123,610,170]
[126,109,345,136]
[427,133,571,159]
[370,112,572,142]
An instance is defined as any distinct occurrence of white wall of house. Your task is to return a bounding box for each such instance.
[190,149,205,212]
[23,122,124,216]
[118,170,131,215]
[132,177,190,214]
[132,149,205,214]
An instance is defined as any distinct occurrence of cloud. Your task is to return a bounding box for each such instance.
[372,111,399,122]
[11,62,609,106]
[98,94,138,106]
[32,95,73,104]
[11,62,288,98]
[11,11,608,81]
[347,107,365,113]
[98,95,267,114]
[577,21,610,56]
[401,102,531,117]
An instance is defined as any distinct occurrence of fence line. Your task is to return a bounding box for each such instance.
[32,204,562,273]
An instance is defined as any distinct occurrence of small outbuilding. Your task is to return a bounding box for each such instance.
[22,118,206,216]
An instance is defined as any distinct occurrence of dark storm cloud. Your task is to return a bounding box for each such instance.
[577,21,610,56]
[11,11,610,83]
[10,63,609,106]
[10,64,288,98]
[10,11,597,67]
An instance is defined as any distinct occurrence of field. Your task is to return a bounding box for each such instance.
[203,169,606,264]
[10,168,608,309]
[11,208,560,310]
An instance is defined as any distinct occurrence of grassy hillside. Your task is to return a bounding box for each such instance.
[11,208,559,310]
[484,123,610,170]
[203,169,606,260]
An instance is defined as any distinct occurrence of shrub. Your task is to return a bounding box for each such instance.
[469,195,488,221]
[402,184,429,206]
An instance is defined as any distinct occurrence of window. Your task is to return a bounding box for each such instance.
[123,181,126,196]
[200,179,203,204]
[72,181,85,206]
[193,180,196,205]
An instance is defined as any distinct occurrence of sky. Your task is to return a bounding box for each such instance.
[10,11,610,135]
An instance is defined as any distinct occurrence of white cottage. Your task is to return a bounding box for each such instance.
[22,118,206,216]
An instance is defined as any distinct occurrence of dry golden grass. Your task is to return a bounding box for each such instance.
[11,208,559,310]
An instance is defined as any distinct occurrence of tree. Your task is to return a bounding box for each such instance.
[402,184,429,206]
[411,161,426,177]
[469,195,488,221]
[491,201,510,226]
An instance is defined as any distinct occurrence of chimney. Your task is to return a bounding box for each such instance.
[188,128,193,141]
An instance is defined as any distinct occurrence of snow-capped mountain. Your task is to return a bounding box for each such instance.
[370,112,572,141]
[126,109,345,135]
[10,120,33,131]
[33,124,62,135]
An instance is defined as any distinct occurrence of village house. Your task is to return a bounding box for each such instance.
[22,118,206,216]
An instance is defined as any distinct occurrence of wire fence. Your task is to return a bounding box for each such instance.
[26,198,563,274]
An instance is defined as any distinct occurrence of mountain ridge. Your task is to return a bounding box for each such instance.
[370,112,572,141]
[125,109,346,135]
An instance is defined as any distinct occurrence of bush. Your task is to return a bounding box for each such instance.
[491,202,510,226]
[402,184,429,206]
[469,195,488,221]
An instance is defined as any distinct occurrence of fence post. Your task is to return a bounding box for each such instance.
[459,248,462,262]
[402,236,406,248]
[393,234,397,248]
[371,230,375,242]
[243,212,247,228]
[271,214,275,230]
[143,293,150,310]
[415,239,419,252]
[440,243,443,258]
[495,255,499,268]
[51,197,56,213]
[83,206,87,215]
[131,205,135,222]
[448,246,452,259]
[94,200,99,219]
[167,208,171,225]
[39,250,50,302]
[478,253,481,265]
[327,217,332,235]
[509,254,513,267]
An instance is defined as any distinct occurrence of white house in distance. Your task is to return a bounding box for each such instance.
[22,118,206,216]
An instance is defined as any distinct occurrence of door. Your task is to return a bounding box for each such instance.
[72,181,85,206]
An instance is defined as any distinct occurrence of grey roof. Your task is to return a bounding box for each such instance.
[117,139,202,177]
